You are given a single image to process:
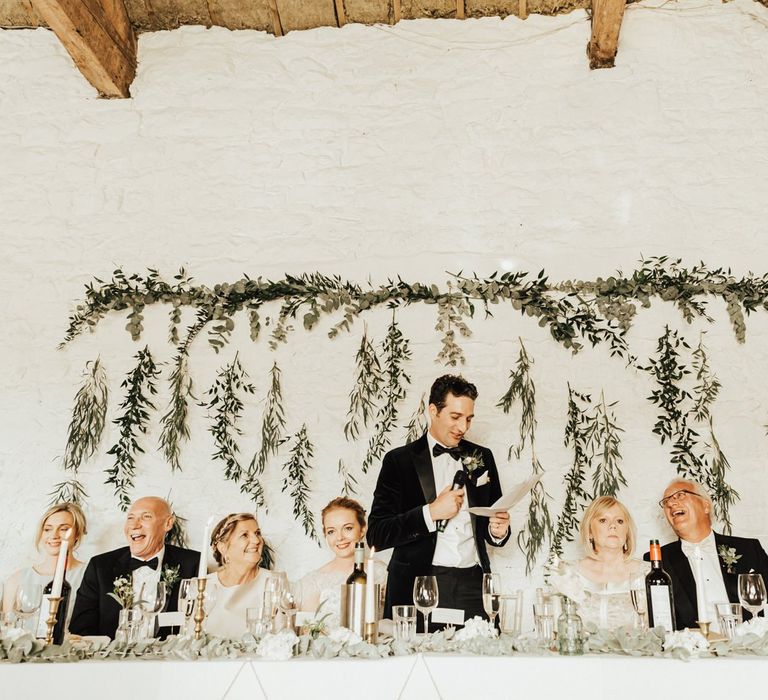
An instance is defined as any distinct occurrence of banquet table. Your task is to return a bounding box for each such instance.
[2,653,768,700]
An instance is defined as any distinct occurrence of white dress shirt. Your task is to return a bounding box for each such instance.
[131,547,165,608]
[680,531,729,629]
[422,434,479,568]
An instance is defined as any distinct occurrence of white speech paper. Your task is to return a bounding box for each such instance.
[467,474,542,517]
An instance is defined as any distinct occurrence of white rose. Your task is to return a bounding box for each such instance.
[256,630,298,661]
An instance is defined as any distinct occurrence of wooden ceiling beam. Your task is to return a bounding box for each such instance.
[30,0,136,97]
[587,0,626,69]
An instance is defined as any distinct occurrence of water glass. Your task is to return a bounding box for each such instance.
[716,602,742,639]
[115,608,142,644]
[499,591,523,636]
[246,605,270,639]
[139,582,167,638]
[534,601,555,644]
[393,604,417,642]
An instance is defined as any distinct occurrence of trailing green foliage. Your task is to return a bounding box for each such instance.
[243,362,287,509]
[498,339,553,574]
[588,391,626,498]
[435,282,472,366]
[105,347,161,511]
[337,459,358,497]
[404,392,428,444]
[282,425,319,542]
[202,353,256,483]
[551,385,593,559]
[344,326,383,441]
[362,314,411,473]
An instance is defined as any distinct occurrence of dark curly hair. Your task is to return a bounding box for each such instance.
[428,374,478,412]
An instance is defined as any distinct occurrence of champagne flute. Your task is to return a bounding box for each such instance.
[482,573,501,627]
[738,573,767,618]
[178,579,196,636]
[13,583,43,631]
[629,575,648,629]
[140,582,166,638]
[413,576,439,633]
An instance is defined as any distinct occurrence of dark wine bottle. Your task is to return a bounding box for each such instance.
[345,542,367,585]
[645,539,676,631]
[36,579,71,644]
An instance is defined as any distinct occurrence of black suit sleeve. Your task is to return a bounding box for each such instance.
[68,558,101,636]
[367,451,432,552]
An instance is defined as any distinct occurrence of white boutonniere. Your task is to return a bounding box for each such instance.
[718,545,742,574]
[461,452,487,483]
[161,564,181,589]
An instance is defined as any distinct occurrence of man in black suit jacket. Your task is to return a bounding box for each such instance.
[70,496,199,638]
[367,375,510,628]
[647,479,768,630]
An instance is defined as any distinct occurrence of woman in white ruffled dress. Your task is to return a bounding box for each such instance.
[298,497,386,627]
[553,496,647,629]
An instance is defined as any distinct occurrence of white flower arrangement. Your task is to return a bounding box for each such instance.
[734,616,768,639]
[548,560,587,605]
[663,629,709,658]
[453,616,498,642]
[327,626,362,646]
[256,630,298,661]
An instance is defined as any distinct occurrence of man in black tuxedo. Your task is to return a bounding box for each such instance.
[367,375,510,629]
[649,479,768,631]
[69,496,199,638]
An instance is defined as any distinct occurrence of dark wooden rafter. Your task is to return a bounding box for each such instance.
[30,0,136,97]
[267,0,282,36]
[334,0,346,26]
[587,0,626,69]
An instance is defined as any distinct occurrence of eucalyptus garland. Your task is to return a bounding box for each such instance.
[497,339,553,574]
[337,459,358,497]
[404,392,428,444]
[105,347,161,511]
[587,391,626,498]
[550,385,593,559]
[691,335,739,533]
[361,315,411,473]
[344,326,383,441]
[242,361,287,509]
[53,358,109,505]
[202,353,256,482]
[282,424,319,542]
[435,281,472,366]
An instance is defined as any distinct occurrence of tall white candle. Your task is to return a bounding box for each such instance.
[197,516,214,580]
[365,547,376,623]
[50,531,71,598]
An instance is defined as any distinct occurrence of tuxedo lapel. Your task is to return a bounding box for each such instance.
[112,548,132,582]
[412,436,436,505]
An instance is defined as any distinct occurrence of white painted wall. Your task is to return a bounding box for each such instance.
[1,0,768,609]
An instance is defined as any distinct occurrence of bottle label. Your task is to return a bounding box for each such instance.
[649,586,674,631]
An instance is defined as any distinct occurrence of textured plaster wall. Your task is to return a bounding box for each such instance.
[1,0,768,605]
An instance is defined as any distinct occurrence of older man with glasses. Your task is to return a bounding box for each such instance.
[647,478,768,630]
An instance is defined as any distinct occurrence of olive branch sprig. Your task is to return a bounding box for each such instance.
[202,353,256,483]
[344,325,383,441]
[105,347,161,511]
[282,424,319,542]
[337,459,358,497]
[404,392,428,444]
[587,391,626,499]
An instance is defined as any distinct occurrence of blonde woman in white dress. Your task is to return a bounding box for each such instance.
[298,497,386,627]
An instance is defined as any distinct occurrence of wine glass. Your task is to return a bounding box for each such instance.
[738,573,767,618]
[13,582,43,631]
[178,579,196,636]
[139,582,166,638]
[629,575,648,629]
[413,576,439,633]
[482,573,501,627]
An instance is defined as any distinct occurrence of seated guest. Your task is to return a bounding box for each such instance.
[69,496,199,638]
[2,502,88,632]
[298,497,386,626]
[204,513,278,639]
[649,478,768,630]
[553,496,646,629]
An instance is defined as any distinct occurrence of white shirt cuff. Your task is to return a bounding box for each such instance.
[423,504,437,533]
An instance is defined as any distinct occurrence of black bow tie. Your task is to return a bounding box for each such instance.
[129,557,159,572]
[432,443,462,461]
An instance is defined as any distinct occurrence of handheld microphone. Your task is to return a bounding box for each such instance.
[436,469,467,532]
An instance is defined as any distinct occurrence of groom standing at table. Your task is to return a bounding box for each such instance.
[367,375,510,629]
[69,496,199,638]
[649,478,768,630]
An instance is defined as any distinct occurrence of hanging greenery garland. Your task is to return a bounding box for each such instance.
[404,392,428,444]
[587,391,626,498]
[337,459,358,497]
[282,424,318,542]
[497,339,553,574]
[105,347,160,511]
[344,326,383,441]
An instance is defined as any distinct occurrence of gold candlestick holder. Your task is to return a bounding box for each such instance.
[193,577,207,641]
[45,596,63,645]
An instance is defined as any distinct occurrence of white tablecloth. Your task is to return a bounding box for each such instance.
[2,653,767,700]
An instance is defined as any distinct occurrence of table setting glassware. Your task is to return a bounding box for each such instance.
[629,575,648,630]
[533,601,555,644]
[738,573,767,619]
[715,602,742,640]
[413,576,439,633]
[178,578,196,636]
[482,573,501,627]
[139,581,166,639]
[393,604,417,642]
[499,590,523,636]
[13,582,42,632]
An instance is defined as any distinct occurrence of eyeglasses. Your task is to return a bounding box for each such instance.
[658,489,704,509]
